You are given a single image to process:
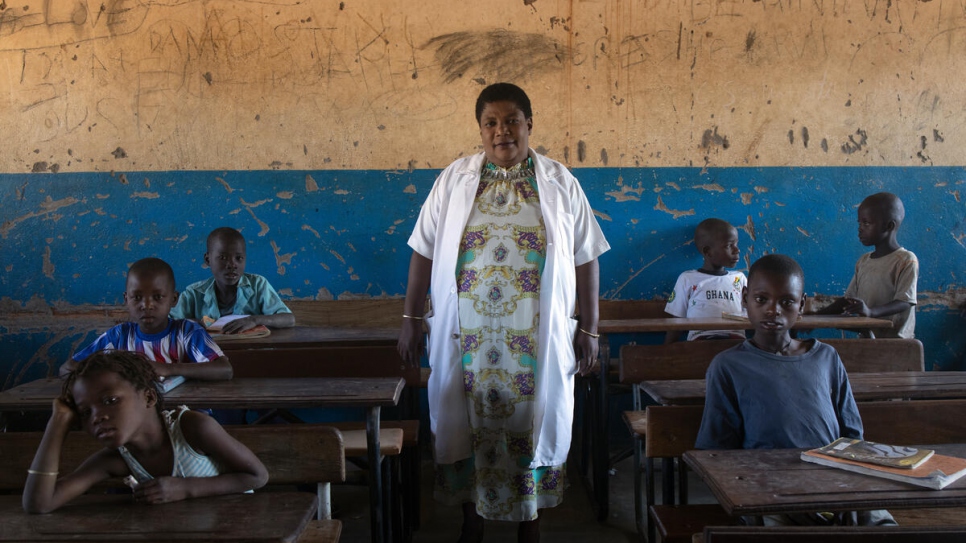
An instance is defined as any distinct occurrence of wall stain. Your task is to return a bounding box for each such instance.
[425,30,570,83]
[801,126,810,148]
[821,138,829,152]
[111,147,127,159]
[700,127,730,150]
[841,129,868,154]
[787,129,794,145]
[577,140,586,162]
[933,129,945,143]
[608,253,667,299]
[600,148,608,165]
[653,196,694,219]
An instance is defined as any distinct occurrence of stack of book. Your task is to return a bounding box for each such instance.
[801,437,966,490]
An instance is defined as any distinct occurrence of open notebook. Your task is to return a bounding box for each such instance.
[202,315,271,340]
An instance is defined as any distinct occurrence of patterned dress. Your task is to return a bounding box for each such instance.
[435,157,566,521]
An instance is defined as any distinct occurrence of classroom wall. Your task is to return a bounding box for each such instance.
[2,1,965,387]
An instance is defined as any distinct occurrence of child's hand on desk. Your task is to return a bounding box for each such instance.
[843,297,872,317]
[133,477,188,504]
[219,316,257,334]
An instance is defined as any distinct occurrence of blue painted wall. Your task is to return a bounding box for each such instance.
[2,166,965,388]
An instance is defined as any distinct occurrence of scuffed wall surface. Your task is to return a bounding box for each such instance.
[2,167,964,381]
[1,0,966,171]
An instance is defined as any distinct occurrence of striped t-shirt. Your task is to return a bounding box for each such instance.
[72,319,223,364]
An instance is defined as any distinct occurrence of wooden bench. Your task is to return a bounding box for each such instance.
[0,424,347,542]
[699,525,966,543]
[225,346,420,541]
[619,338,924,538]
[636,399,966,543]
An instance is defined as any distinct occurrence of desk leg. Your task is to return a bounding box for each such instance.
[367,406,384,543]
[594,340,610,521]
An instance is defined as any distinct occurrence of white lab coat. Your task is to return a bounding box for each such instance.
[408,150,610,467]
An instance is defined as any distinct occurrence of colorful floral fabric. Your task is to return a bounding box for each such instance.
[435,158,566,521]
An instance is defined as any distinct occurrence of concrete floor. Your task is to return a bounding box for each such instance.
[331,448,718,542]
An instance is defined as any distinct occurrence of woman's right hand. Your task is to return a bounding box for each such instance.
[397,319,425,368]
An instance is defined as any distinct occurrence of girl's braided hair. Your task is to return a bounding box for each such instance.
[63,350,165,418]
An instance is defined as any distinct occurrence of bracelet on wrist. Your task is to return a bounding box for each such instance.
[402,314,424,321]
[28,469,58,477]
[578,327,600,339]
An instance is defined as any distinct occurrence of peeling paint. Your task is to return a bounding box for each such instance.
[404,184,417,194]
[666,182,681,191]
[271,240,296,275]
[740,216,756,241]
[1,196,81,239]
[753,186,768,193]
[305,175,319,192]
[276,191,294,199]
[740,192,754,204]
[131,192,159,199]
[301,224,321,238]
[243,207,270,237]
[606,184,646,202]
[42,246,54,279]
[797,227,811,237]
[329,250,346,265]
[653,196,695,219]
[609,253,667,298]
[334,189,350,195]
[315,287,334,301]
[216,177,233,193]
[694,183,725,192]
[593,210,612,222]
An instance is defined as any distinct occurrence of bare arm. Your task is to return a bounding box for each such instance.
[23,399,121,513]
[132,411,268,504]
[397,251,433,368]
[153,356,233,380]
[844,298,913,319]
[814,297,850,315]
[574,259,601,376]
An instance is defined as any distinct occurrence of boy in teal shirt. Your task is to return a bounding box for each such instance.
[170,227,295,333]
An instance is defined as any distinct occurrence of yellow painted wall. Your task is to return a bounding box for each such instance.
[2,0,963,172]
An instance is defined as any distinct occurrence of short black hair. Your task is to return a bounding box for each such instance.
[206,227,246,252]
[748,254,804,284]
[475,83,532,123]
[127,257,176,290]
[860,192,905,226]
[64,350,164,418]
[694,218,735,248]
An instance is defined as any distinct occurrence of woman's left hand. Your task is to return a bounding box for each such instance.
[574,331,600,376]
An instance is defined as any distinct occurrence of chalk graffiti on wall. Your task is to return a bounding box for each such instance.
[1,0,966,170]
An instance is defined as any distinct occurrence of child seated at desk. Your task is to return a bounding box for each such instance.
[24,350,268,513]
[695,254,895,527]
[59,257,231,380]
[170,227,295,334]
[664,218,747,343]
[815,192,918,339]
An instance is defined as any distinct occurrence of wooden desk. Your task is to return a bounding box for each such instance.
[597,314,893,334]
[683,444,966,516]
[583,314,893,520]
[215,325,398,350]
[640,371,966,406]
[0,377,403,543]
[0,492,316,542]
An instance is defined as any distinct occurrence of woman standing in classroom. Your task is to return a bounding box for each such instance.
[397,82,610,542]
